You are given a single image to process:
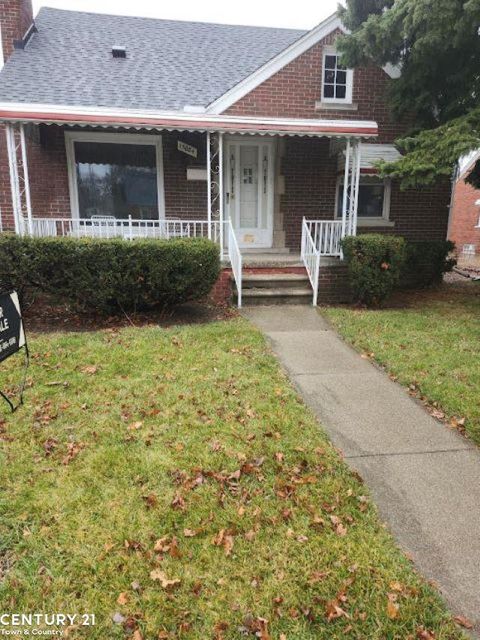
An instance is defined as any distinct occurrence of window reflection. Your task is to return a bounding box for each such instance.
[75,142,158,219]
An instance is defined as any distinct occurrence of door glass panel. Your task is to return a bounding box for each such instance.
[75,141,158,219]
[239,146,259,228]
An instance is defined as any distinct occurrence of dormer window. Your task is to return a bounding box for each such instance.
[321,47,353,104]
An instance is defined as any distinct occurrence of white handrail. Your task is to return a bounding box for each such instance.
[305,220,343,257]
[24,217,220,241]
[301,217,320,307]
[227,220,242,308]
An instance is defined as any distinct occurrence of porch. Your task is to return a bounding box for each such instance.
[1,108,372,307]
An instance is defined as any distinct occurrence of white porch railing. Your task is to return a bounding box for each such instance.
[227,219,242,308]
[25,216,220,241]
[305,220,343,257]
[301,217,320,307]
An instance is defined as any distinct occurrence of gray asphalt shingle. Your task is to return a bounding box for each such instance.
[0,8,306,111]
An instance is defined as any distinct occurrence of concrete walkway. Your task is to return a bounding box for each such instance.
[243,305,480,634]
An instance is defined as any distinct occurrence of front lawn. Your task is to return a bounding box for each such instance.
[324,283,480,446]
[0,319,463,639]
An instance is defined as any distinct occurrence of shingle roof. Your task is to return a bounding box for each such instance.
[0,8,306,111]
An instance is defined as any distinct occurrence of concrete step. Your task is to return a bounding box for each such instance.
[238,286,313,306]
[242,273,310,289]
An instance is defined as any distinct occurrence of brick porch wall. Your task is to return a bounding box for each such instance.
[449,177,480,255]
[0,126,208,227]
[279,136,451,251]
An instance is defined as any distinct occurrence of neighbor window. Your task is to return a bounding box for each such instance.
[336,177,391,220]
[322,49,353,103]
[66,133,164,220]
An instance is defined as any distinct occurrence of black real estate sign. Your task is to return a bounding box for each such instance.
[0,291,26,363]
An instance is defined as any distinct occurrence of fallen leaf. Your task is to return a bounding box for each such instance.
[171,492,185,511]
[213,529,234,556]
[453,615,473,629]
[150,569,181,590]
[387,597,399,619]
[183,528,197,538]
[416,628,435,640]
[325,600,349,621]
[142,493,158,509]
[81,365,98,375]
[153,536,170,553]
[128,421,143,431]
[116,592,129,606]
[132,630,143,640]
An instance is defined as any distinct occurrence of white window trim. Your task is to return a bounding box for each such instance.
[321,46,354,105]
[334,174,393,225]
[65,131,165,220]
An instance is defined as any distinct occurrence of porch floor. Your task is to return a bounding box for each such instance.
[222,252,342,268]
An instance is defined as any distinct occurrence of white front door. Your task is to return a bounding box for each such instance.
[225,138,275,248]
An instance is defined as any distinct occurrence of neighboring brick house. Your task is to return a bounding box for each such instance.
[449,153,480,265]
[0,2,452,304]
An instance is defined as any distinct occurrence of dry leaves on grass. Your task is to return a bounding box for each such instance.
[80,365,98,375]
[153,536,182,559]
[386,593,399,619]
[62,441,85,465]
[213,529,234,556]
[150,569,181,590]
[453,615,474,629]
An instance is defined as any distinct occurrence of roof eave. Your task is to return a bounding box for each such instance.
[0,103,378,138]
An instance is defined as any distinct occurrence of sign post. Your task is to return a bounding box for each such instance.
[0,291,29,412]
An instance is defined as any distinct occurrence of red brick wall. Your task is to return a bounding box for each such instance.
[280,137,451,250]
[225,30,411,144]
[449,177,480,254]
[281,137,338,249]
[163,132,207,220]
[0,0,33,60]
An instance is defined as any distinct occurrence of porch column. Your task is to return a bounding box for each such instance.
[20,124,33,235]
[207,132,212,239]
[5,122,33,236]
[5,123,22,234]
[341,138,351,239]
[351,140,362,236]
[218,132,224,257]
[207,131,223,256]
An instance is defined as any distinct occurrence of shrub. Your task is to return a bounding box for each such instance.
[0,234,221,314]
[401,240,456,288]
[341,234,406,306]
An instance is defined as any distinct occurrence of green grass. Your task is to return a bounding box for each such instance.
[0,319,464,639]
[324,286,480,446]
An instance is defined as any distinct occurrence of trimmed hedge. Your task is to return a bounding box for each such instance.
[0,234,221,313]
[341,234,406,306]
[401,240,456,288]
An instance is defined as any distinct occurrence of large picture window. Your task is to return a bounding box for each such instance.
[66,133,164,220]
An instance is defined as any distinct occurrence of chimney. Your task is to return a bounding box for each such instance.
[0,0,34,64]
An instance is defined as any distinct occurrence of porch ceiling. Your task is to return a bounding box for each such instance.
[0,103,378,139]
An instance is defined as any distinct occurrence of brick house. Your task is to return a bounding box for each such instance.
[448,153,480,266]
[0,2,452,305]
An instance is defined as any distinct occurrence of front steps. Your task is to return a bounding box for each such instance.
[235,272,313,306]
